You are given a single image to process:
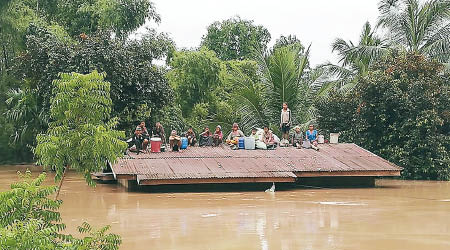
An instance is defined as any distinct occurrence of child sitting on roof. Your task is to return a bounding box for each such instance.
[185,127,197,146]
[262,125,276,150]
[251,127,267,149]
[305,124,319,151]
[213,125,223,146]
[169,130,182,152]
[226,123,245,150]
[291,126,303,149]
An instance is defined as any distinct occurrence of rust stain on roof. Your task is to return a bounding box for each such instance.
[111,143,402,185]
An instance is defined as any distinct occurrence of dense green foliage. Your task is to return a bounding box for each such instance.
[2,24,172,163]
[0,0,449,180]
[168,48,224,117]
[201,17,271,60]
[55,0,159,37]
[34,71,127,185]
[317,53,450,180]
[0,171,121,249]
[0,0,167,163]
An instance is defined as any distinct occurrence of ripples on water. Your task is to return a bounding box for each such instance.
[1,165,449,250]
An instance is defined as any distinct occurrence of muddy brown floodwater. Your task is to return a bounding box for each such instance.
[1,165,450,250]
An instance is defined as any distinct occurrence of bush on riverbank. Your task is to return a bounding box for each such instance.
[0,171,121,249]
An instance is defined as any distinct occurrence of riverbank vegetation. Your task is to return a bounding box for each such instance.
[0,171,121,249]
[0,0,449,180]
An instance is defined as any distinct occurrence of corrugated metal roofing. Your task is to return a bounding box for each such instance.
[111,143,402,185]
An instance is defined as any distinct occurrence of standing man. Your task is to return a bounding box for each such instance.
[280,102,292,145]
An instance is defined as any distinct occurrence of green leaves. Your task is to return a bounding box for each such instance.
[377,0,450,62]
[0,171,121,249]
[168,48,224,117]
[317,53,450,180]
[34,71,127,186]
[223,42,331,134]
[0,171,62,228]
[201,16,271,61]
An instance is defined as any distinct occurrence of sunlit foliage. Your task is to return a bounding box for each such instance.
[34,71,127,186]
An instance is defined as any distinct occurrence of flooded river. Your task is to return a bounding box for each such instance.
[1,165,450,250]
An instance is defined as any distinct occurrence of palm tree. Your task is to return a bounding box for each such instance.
[5,88,49,145]
[377,0,450,62]
[323,22,389,90]
[228,45,330,133]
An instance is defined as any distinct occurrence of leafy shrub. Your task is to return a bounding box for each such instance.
[34,71,127,186]
[0,171,121,250]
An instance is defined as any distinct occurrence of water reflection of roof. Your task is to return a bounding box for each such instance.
[110,143,402,185]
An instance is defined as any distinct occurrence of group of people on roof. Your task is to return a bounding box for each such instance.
[129,102,320,153]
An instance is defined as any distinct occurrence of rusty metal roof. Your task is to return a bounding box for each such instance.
[111,143,402,185]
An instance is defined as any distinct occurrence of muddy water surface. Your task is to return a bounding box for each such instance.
[1,165,450,250]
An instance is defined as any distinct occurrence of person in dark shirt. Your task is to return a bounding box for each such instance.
[185,127,197,146]
[133,127,145,154]
[136,121,149,150]
[199,127,213,146]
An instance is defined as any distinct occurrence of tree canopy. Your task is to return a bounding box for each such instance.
[201,17,271,60]
[317,53,450,180]
[34,71,127,186]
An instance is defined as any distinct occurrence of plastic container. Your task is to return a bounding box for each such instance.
[244,137,255,150]
[330,133,339,144]
[318,135,324,144]
[150,137,162,152]
[238,137,245,149]
[180,137,188,149]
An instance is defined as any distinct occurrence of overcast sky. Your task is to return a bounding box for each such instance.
[141,0,381,66]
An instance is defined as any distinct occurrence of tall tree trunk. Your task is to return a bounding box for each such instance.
[55,166,67,200]
[2,43,7,70]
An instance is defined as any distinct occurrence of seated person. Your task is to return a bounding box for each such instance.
[169,130,182,152]
[199,127,213,147]
[250,127,266,149]
[152,122,166,143]
[291,126,303,149]
[262,125,276,149]
[213,125,223,146]
[136,121,149,150]
[226,123,245,149]
[305,124,319,151]
[185,127,197,146]
[132,127,145,154]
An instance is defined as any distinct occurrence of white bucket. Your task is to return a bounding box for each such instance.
[244,137,255,150]
[330,133,339,144]
[318,135,324,144]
